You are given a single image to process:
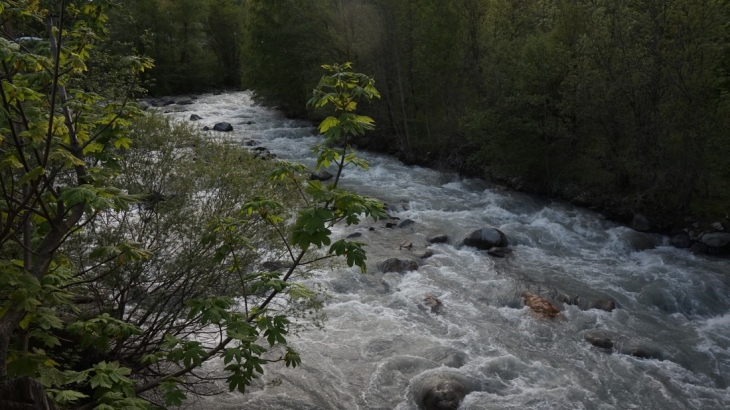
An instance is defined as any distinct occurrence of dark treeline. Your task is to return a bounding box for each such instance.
[112,0,730,222]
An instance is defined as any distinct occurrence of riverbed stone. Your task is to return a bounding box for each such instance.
[619,344,664,361]
[523,292,560,318]
[213,122,233,132]
[625,230,655,251]
[427,234,448,244]
[584,331,614,349]
[398,219,415,228]
[487,247,513,258]
[377,258,418,273]
[670,233,691,249]
[462,227,508,250]
[189,114,202,121]
[689,242,708,255]
[414,249,434,259]
[577,296,616,312]
[700,232,730,248]
[421,380,467,410]
[630,214,652,232]
[310,170,333,181]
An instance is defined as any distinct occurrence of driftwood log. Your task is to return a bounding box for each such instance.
[0,377,58,410]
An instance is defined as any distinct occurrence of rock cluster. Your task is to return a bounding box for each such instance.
[632,213,730,256]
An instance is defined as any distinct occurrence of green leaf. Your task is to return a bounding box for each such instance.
[53,389,89,404]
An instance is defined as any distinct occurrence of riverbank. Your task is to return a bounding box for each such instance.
[354,131,730,257]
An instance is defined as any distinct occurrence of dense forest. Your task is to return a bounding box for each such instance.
[107,0,730,224]
[1,0,729,409]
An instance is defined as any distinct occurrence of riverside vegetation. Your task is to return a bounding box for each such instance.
[2,0,729,408]
[1,1,384,407]
[106,0,730,227]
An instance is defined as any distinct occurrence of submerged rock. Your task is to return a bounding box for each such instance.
[487,247,513,258]
[619,344,664,361]
[630,214,652,232]
[462,227,508,250]
[584,331,614,349]
[377,258,418,273]
[670,233,691,249]
[625,230,655,251]
[422,294,443,314]
[427,234,448,244]
[421,380,466,410]
[575,296,616,312]
[398,219,415,228]
[548,288,616,312]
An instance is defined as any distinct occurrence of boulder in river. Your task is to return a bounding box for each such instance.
[670,233,691,249]
[625,230,655,251]
[619,344,664,361]
[689,242,708,255]
[398,219,415,228]
[701,232,730,248]
[584,331,614,349]
[427,234,448,244]
[549,288,616,312]
[310,170,333,181]
[377,258,418,273]
[523,292,560,318]
[189,114,202,121]
[630,214,652,232]
[462,227,508,250]
[575,296,616,312]
[422,294,443,314]
[213,122,233,132]
[414,249,434,259]
[420,380,467,410]
[584,332,665,361]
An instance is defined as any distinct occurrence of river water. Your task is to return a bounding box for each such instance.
[163,92,730,410]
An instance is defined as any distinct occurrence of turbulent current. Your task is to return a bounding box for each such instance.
[162,92,730,410]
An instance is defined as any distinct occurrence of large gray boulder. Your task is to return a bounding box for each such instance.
[701,232,730,248]
[462,227,508,250]
[213,122,233,132]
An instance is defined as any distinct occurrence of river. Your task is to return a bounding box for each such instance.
[162,91,730,410]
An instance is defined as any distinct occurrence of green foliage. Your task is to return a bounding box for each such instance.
[105,0,230,94]
[238,0,730,220]
[0,1,153,408]
[242,0,337,116]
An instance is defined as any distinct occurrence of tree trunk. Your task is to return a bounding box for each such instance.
[0,377,58,410]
